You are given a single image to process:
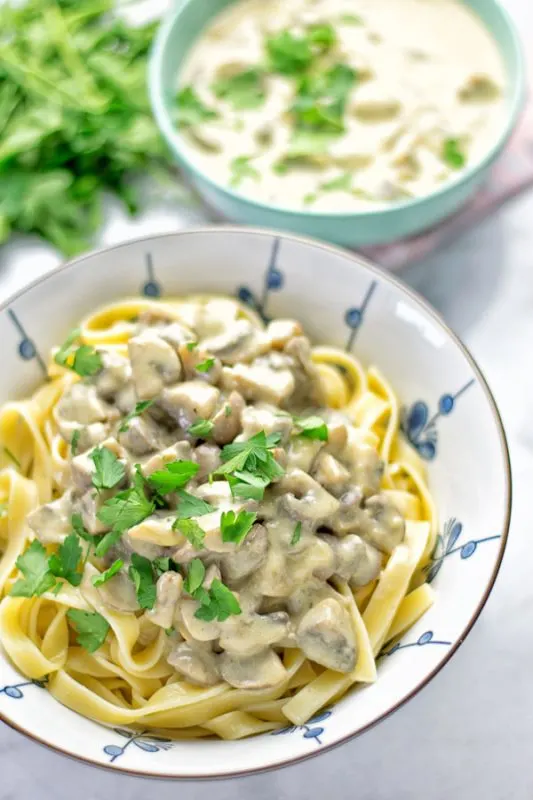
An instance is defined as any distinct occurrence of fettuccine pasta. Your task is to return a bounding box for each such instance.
[0,296,436,739]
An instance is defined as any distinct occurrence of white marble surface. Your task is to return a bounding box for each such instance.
[1,2,533,797]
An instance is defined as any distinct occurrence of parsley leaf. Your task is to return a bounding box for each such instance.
[229,471,268,501]
[229,156,260,188]
[173,518,206,549]
[90,447,126,491]
[10,540,55,597]
[153,556,180,578]
[320,173,352,192]
[48,533,83,586]
[216,431,283,477]
[307,23,337,52]
[194,579,242,622]
[292,64,356,134]
[220,510,257,545]
[118,400,154,433]
[54,328,102,377]
[175,490,212,519]
[128,553,156,610]
[148,460,199,494]
[294,415,329,441]
[96,482,155,555]
[176,87,218,127]
[67,609,110,653]
[71,513,99,545]
[71,430,80,456]
[212,68,266,110]
[195,357,216,373]
[186,341,198,352]
[290,521,302,546]
[184,558,206,595]
[267,30,313,75]
[442,138,466,169]
[92,559,124,588]
[188,419,214,438]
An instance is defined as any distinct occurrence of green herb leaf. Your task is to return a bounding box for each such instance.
[294,415,329,441]
[90,446,126,491]
[96,483,155,554]
[67,609,110,653]
[215,431,284,482]
[290,521,302,546]
[303,192,317,206]
[71,513,98,545]
[212,68,266,110]
[267,30,313,75]
[184,557,206,595]
[175,490,212,519]
[128,553,156,610]
[71,430,80,456]
[48,533,83,586]
[148,460,199,494]
[92,559,124,587]
[118,400,154,433]
[195,357,216,373]
[153,556,180,577]
[165,627,174,636]
[186,341,198,352]
[320,173,352,192]
[307,23,337,52]
[176,86,218,127]
[194,578,242,622]
[9,540,56,597]
[220,509,257,545]
[54,328,102,377]
[188,419,214,438]
[229,156,260,188]
[442,138,466,169]
[173,518,206,549]
[224,405,232,417]
[292,64,356,134]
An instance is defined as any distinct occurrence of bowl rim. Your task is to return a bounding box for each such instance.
[0,226,512,780]
[148,0,527,221]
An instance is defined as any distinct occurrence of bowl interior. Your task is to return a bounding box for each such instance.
[149,0,525,220]
[0,229,510,778]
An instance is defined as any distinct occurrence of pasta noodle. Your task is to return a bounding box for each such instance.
[0,296,436,739]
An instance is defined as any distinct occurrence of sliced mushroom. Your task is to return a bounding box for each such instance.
[157,322,196,350]
[96,570,139,613]
[296,598,356,673]
[325,418,349,457]
[160,381,220,428]
[240,403,293,443]
[329,488,365,536]
[200,319,269,365]
[64,422,109,452]
[195,480,232,505]
[343,440,384,497]
[128,513,181,547]
[279,469,340,523]
[167,641,221,686]
[177,343,222,384]
[459,73,500,102]
[294,536,335,582]
[147,572,183,629]
[70,450,96,492]
[319,533,382,586]
[359,494,405,553]
[27,491,73,544]
[351,81,402,121]
[118,415,163,456]
[287,577,340,617]
[194,443,221,480]
[141,442,194,476]
[55,383,110,427]
[128,330,182,400]
[219,611,290,657]
[221,361,295,405]
[219,648,287,689]
[220,524,268,582]
[117,531,169,562]
[95,351,131,401]
[286,438,324,472]
[312,452,350,496]
[210,391,244,445]
[283,336,325,407]
[179,599,220,642]
[266,319,303,350]
[77,488,111,535]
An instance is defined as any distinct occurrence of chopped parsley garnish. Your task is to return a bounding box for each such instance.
[267,25,336,75]
[195,357,216,373]
[92,559,124,588]
[224,404,232,417]
[194,579,242,622]
[9,540,56,597]
[442,138,466,169]
[90,447,126,491]
[48,533,83,586]
[186,341,198,352]
[153,556,180,578]
[228,470,269,501]
[71,513,98,545]
[212,68,266,110]
[67,609,110,653]
[128,553,157,610]
[184,558,206,595]
[148,460,199,494]
[290,521,302,546]
[174,490,212,519]
[173,517,205,549]
[188,419,214,438]
[306,23,337,52]
[3,447,21,469]
[71,430,80,456]
[303,192,317,206]
[96,471,155,556]
[176,86,218,127]
[294,415,329,441]
[220,509,257,545]
[118,400,154,433]
[54,328,102,377]
[215,431,284,482]
[320,173,352,192]
[292,64,356,134]
[229,156,260,188]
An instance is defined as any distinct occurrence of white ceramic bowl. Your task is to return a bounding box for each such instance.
[0,228,510,778]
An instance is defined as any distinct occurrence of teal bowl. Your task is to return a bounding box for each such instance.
[149,0,526,248]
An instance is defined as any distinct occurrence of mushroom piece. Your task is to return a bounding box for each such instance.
[195,480,232,506]
[459,73,500,102]
[142,442,194,477]
[312,452,350,496]
[113,531,169,563]
[279,469,340,523]
[283,336,325,407]
[319,533,382,586]
[55,383,110,427]
[287,578,340,617]
[159,381,220,429]
[118,415,163,456]
[329,488,365,537]
[128,330,182,400]
[220,524,268,582]
[70,450,96,492]
[221,361,295,405]
[27,492,73,544]
[128,514,181,547]
[96,571,139,613]
[95,351,131,401]
[157,322,196,350]
[240,403,293,443]
[218,611,290,657]
[359,494,405,554]
[210,391,244,445]
[351,81,402,121]
[147,572,183,629]
[167,641,221,686]
[199,319,269,365]
[77,488,112,535]
[266,319,304,350]
[177,343,222,384]
[343,440,384,497]
[325,418,349,457]
[65,422,109,453]
[194,443,221,480]
[296,598,356,673]
[286,438,324,472]
[179,599,220,642]
[219,648,287,689]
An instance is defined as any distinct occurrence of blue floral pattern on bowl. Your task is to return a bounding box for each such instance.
[141,252,161,298]
[7,309,47,375]
[0,677,47,699]
[271,710,332,745]
[401,379,475,459]
[237,237,283,322]
[103,727,176,763]
[381,630,452,658]
[425,518,501,584]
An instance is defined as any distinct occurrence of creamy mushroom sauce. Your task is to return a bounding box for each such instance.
[177,0,505,210]
[27,298,406,690]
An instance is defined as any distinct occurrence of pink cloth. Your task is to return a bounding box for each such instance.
[360,98,533,270]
